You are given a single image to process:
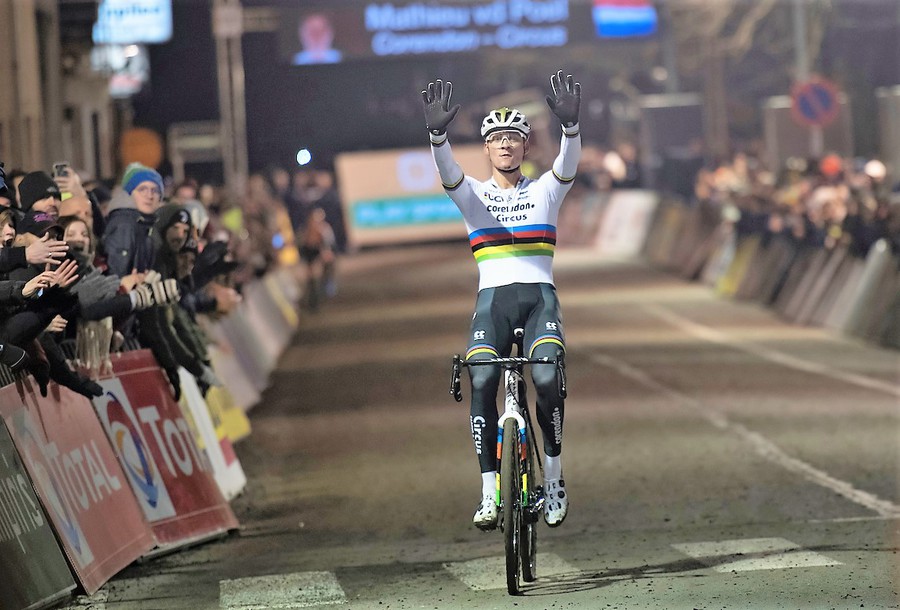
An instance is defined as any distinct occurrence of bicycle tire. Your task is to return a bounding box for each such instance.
[501,417,521,595]
[520,424,538,582]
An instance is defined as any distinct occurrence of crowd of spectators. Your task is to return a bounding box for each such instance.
[553,135,899,264]
[0,158,318,402]
[688,150,900,260]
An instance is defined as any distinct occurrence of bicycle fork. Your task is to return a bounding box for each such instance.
[496,368,544,524]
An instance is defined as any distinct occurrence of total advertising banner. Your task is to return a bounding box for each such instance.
[336,145,489,248]
[99,350,239,550]
[0,382,156,594]
[0,420,76,610]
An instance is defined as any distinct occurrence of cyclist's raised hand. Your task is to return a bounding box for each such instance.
[421,79,460,136]
[545,70,581,127]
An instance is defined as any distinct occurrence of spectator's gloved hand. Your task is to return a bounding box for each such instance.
[196,241,228,269]
[73,378,103,399]
[165,368,181,401]
[0,343,29,373]
[130,283,155,310]
[193,241,238,287]
[421,79,460,136]
[150,279,180,305]
[144,270,162,284]
[32,365,50,397]
[198,363,222,388]
[545,70,581,128]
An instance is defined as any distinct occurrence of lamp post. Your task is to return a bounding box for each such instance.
[213,0,248,199]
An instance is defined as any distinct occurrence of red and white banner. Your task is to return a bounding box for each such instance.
[98,350,239,551]
[0,380,156,594]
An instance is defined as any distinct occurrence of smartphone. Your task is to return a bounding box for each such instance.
[52,162,70,178]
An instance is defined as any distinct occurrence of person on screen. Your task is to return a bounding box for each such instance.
[292,13,342,66]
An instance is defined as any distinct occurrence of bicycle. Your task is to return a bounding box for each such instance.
[450,328,567,595]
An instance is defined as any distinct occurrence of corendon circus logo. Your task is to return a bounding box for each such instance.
[471,415,487,454]
[12,409,98,567]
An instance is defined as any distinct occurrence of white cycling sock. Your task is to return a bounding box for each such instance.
[482,471,496,497]
[544,454,561,481]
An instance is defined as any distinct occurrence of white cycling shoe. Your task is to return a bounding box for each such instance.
[543,478,568,527]
[473,494,498,531]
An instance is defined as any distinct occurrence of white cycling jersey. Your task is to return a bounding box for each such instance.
[430,125,581,290]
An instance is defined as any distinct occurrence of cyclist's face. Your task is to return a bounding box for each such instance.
[484,131,528,170]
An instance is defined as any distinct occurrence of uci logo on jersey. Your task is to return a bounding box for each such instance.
[483,192,504,203]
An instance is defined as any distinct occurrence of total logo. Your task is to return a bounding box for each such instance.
[12,409,94,567]
[96,380,176,521]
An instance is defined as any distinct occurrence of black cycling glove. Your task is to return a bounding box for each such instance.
[421,79,460,136]
[545,70,581,128]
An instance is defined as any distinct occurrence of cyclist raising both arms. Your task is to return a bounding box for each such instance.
[422,71,581,530]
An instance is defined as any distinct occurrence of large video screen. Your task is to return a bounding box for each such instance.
[280,0,657,66]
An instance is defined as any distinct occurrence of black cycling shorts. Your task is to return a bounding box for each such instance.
[466,282,565,360]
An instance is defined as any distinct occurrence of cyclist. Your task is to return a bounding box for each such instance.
[422,71,581,530]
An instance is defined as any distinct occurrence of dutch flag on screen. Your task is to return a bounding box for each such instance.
[593,0,658,38]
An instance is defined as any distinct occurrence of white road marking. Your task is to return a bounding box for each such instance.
[591,352,900,518]
[443,552,578,590]
[219,571,346,609]
[673,537,841,572]
[642,303,900,399]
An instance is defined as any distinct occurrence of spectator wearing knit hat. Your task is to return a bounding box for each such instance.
[18,171,62,217]
[102,162,164,278]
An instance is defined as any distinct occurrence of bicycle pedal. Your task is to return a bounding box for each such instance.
[526,487,546,521]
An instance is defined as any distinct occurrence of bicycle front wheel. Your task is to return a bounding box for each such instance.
[520,424,537,582]
[501,418,521,595]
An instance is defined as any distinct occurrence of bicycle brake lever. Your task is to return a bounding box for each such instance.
[450,355,463,402]
[556,355,567,399]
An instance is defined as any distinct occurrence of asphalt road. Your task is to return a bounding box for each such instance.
[65,241,899,610]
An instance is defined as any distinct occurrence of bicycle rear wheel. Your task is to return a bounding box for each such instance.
[501,418,521,595]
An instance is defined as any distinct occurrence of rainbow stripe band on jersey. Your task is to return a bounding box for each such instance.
[469,224,557,263]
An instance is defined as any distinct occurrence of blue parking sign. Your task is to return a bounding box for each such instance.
[791,77,840,128]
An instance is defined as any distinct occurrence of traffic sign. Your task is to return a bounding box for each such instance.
[791,77,841,128]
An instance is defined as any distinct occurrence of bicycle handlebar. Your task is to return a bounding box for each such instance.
[461,356,557,366]
[449,353,567,402]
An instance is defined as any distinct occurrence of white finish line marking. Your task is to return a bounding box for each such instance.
[590,352,900,518]
[443,552,578,590]
[673,537,842,572]
[219,571,346,609]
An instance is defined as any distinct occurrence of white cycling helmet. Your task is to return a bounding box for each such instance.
[480,107,531,139]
